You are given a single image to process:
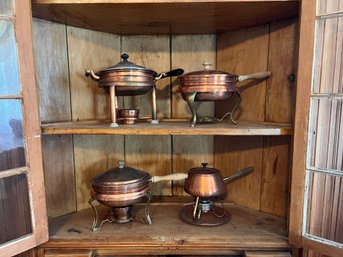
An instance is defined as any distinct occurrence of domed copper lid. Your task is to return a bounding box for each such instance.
[92,160,151,194]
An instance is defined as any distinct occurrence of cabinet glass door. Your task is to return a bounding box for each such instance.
[0,0,48,256]
[303,0,343,251]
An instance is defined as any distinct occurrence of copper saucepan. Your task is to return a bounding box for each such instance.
[178,63,271,126]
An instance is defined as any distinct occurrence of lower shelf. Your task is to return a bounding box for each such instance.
[42,203,290,255]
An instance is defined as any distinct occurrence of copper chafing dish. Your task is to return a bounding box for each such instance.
[178,63,271,127]
[89,160,187,230]
[180,163,253,226]
[85,53,184,126]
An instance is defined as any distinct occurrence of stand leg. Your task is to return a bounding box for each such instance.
[185,92,197,127]
[229,91,241,125]
[145,191,153,225]
[88,197,113,231]
[109,86,118,127]
[151,86,159,124]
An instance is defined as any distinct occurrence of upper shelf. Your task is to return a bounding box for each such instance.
[41,119,293,136]
[31,0,299,35]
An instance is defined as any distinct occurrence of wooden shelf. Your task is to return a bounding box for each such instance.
[41,120,293,136]
[31,0,299,35]
[42,203,289,255]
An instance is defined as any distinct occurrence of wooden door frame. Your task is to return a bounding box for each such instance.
[0,0,48,256]
[289,1,343,256]
[288,0,315,247]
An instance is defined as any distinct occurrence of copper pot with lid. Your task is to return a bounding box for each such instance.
[89,160,187,229]
[178,63,271,127]
[85,53,184,126]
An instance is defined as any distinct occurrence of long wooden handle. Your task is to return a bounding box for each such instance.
[237,71,271,82]
[222,167,254,184]
[151,173,188,183]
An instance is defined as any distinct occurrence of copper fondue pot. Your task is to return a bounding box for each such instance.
[178,63,271,126]
[89,160,187,229]
[184,162,254,198]
[85,53,184,126]
[182,163,253,222]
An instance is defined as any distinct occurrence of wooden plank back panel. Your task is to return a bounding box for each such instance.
[261,136,291,217]
[214,136,262,210]
[67,26,121,121]
[122,36,172,196]
[265,18,297,123]
[261,19,298,217]
[41,135,75,218]
[171,35,216,196]
[32,19,71,123]
[32,19,76,217]
[215,25,269,210]
[74,135,124,211]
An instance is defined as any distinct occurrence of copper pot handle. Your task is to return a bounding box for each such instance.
[222,167,254,184]
[85,68,100,81]
[151,173,188,183]
[237,71,271,82]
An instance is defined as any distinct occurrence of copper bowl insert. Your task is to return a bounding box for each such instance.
[117,109,139,125]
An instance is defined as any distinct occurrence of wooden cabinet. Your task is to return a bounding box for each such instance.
[0,0,342,257]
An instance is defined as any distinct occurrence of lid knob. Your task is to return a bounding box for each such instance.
[121,53,129,62]
[202,62,212,70]
[118,160,126,168]
[201,162,208,168]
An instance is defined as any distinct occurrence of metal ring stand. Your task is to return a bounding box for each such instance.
[184,91,241,127]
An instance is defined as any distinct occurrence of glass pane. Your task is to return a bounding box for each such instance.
[308,98,343,171]
[306,171,343,244]
[0,0,13,16]
[313,16,343,94]
[0,100,25,171]
[0,173,32,245]
[0,20,20,96]
[318,0,343,15]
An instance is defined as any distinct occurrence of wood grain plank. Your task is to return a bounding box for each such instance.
[31,1,299,35]
[261,136,291,217]
[41,120,293,136]
[32,19,71,123]
[214,136,263,210]
[74,135,124,211]
[215,24,269,210]
[265,18,297,123]
[261,19,297,217]
[171,35,216,196]
[32,19,76,218]
[43,203,289,253]
[41,135,76,218]
[67,26,121,121]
